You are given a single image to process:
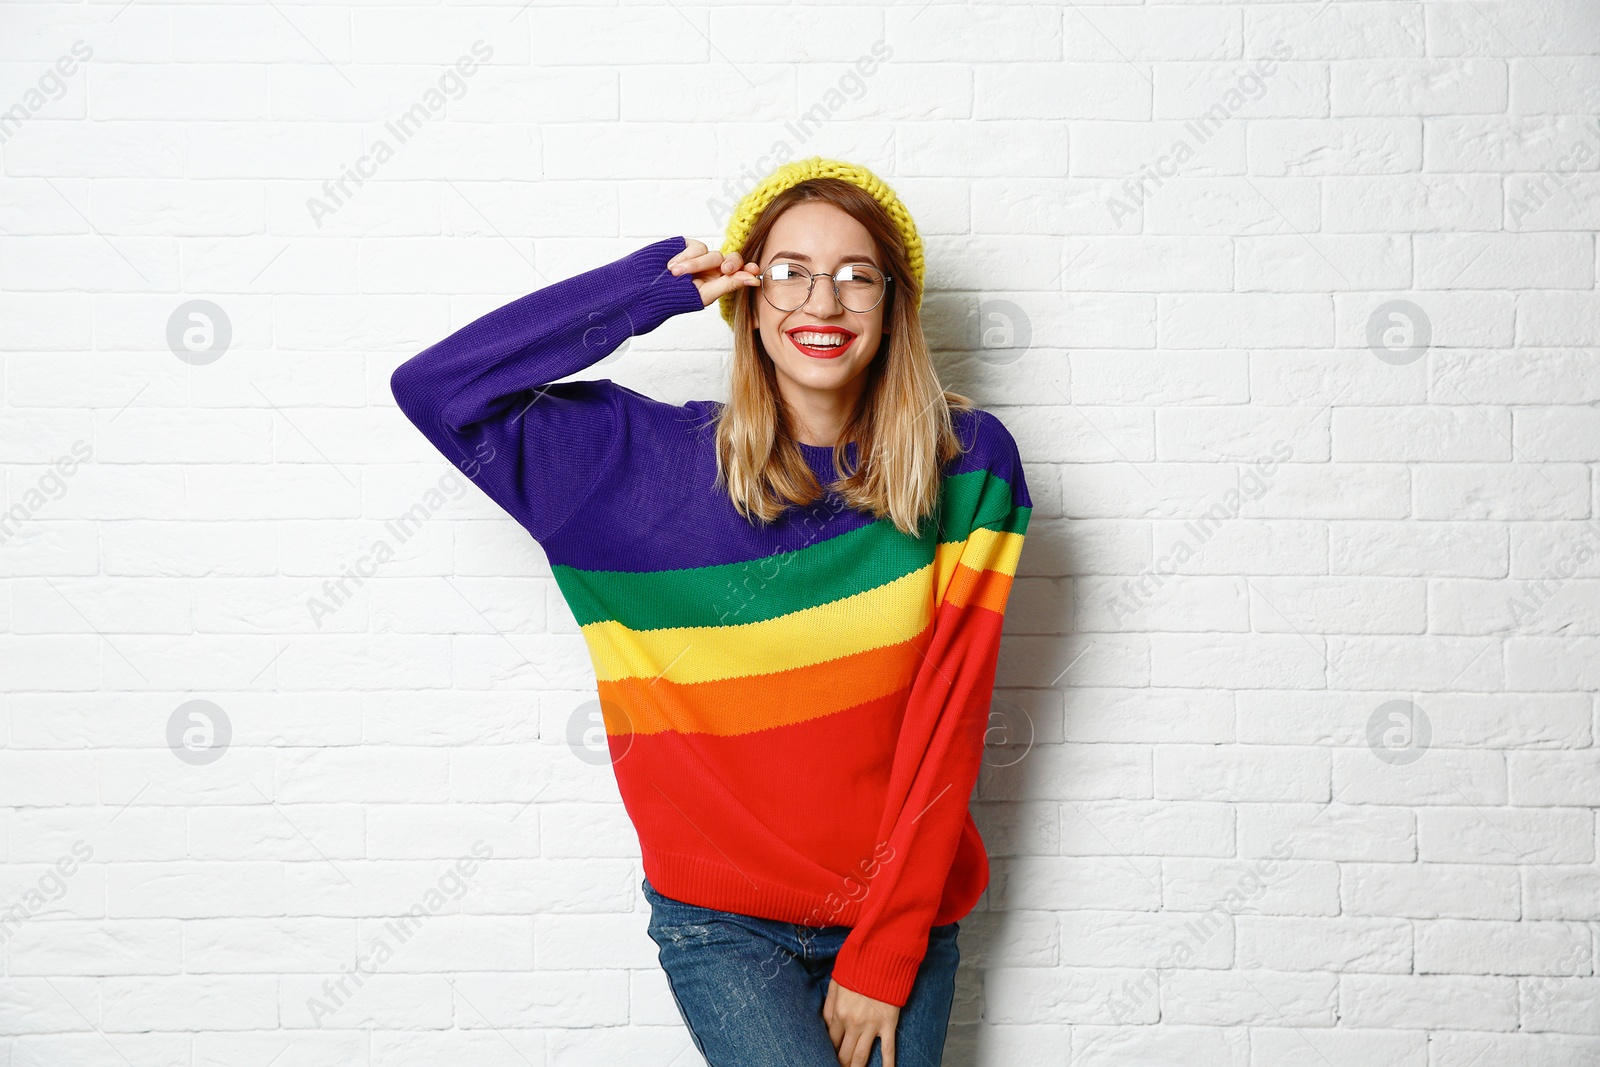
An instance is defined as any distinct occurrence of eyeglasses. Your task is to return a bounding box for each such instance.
[755,261,892,314]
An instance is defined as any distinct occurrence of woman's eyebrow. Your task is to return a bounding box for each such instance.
[767,250,880,267]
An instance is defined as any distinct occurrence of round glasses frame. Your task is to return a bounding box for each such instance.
[753,262,894,314]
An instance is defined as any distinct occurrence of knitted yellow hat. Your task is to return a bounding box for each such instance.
[717,156,924,328]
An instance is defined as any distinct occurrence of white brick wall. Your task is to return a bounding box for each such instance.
[2,1,1598,1063]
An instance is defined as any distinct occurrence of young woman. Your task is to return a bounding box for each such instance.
[391,158,1031,1067]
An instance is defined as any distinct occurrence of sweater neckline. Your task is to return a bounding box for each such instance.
[797,440,857,490]
[794,436,856,453]
[797,439,857,467]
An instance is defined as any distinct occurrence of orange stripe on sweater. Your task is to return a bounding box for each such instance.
[944,561,1015,615]
[598,565,1012,738]
[599,617,935,737]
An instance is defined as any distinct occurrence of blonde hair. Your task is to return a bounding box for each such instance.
[712,178,974,538]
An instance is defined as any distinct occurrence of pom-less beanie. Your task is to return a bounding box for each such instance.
[717,156,925,328]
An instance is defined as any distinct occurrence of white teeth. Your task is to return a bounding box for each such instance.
[793,332,848,347]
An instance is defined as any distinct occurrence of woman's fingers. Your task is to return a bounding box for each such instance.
[663,240,755,309]
[667,248,725,277]
[666,239,709,273]
[833,1029,857,1067]
[819,981,898,1067]
[688,268,759,309]
[667,245,757,278]
[840,1028,873,1067]
[667,253,717,276]
[846,1014,893,1067]
[665,242,765,310]
[822,980,844,1048]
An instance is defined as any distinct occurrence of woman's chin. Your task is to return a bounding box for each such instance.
[776,359,864,394]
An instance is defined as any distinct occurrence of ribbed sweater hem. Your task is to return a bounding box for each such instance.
[641,845,958,1007]
[642,847,874,930]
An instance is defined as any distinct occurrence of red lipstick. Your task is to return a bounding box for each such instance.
[785,325,857,360]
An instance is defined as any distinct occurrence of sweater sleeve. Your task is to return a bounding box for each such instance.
[389,234,707,543]
[828,412,1031,1008]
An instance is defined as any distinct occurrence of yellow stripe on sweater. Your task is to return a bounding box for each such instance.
[581,562,936,684]
[582,524,1027,685]
[933,526,1025,602]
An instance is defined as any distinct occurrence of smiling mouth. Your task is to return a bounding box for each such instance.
[786,327,857,359]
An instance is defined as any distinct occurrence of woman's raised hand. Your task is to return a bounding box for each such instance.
[667,238,761,309]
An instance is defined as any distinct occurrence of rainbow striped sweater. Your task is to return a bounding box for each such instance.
[390,235,1031,1007]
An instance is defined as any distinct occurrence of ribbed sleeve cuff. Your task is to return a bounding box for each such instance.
[618,236,708,338]
[828,938,928,1009]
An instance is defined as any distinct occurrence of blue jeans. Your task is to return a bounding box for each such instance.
[642,876,960,1067]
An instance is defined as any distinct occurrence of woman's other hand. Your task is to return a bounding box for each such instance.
[667,238,761,308]
[823,977,900,1067]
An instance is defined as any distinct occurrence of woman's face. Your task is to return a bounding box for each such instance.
[751,201,888,410]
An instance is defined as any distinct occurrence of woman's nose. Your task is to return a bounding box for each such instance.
[804,275,843,315]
